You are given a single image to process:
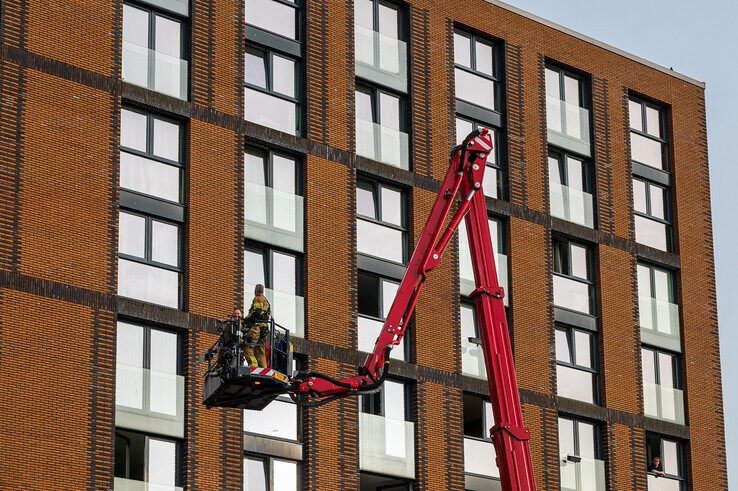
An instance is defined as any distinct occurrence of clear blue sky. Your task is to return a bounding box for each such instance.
[502,0,737,485]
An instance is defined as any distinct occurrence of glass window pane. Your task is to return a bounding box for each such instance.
[245,149,266,185]
[355,0,373,29]
[635,215,668,251]
[384,380,405,420]
[548,155,562,184]
[121,109,147,152]
[151,220,179,267]
[653,269,672,302]
[646,105,662,138]
[454,32,471,68]
[244,457,267,491]
[649,184,666,219]
[150,329,177,374]
[116,322,144,409]
[553,275,591,313]
[475,40,494,76]
[564,75,580,106]
[272,55,296,98]
[117,322,144,367]
[380,186,402,226]
[557,365,594,404]
[642,348,656,384]
[629,99,642,131]
[154,15,181,58]
[633,179,648,214]
[119,212,146,258]
[272,154,297,194]
[569,244,588,280]
[118,259,179,308]
[379,92,401,130]
[484,401,495,431]
[244,88,297,134]
[153,118,180,162]
[574,330,592,368]
[244,399,297,440]
[455,117,473,145]
[377,3,399,37]
[245,0,296,39]
[658,352,676,388]
[123,4,149,47]
[662,440,680,476]
[455,68,495,110]
[272,251,296,293]
[566,156,584,190]
[358,273,380,317]
[147,438,176,486]
[357,219,403,263]
[555,329,571,363]
[357,183,376,219]
[381,279,399,318]
[273,459,298,491]
[637,264,652,297]
[245,249,266,285]
[577,422,595,459]
[121,152,180,202]
[356,88,374,122]
[488,218,501,251]
[545,68,560,99]
[149,329,179,415]
[558,418,576,456]
[630,132,664,169]
[245,50,267,88]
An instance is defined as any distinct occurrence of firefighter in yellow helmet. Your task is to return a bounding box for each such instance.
[243,284,271,368]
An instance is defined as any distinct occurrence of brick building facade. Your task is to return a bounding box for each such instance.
[0,0,726,489]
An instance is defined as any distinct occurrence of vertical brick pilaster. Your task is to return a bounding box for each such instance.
[505,43,526,208]
[592,77,614,236]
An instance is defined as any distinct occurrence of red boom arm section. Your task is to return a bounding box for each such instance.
[290,129,537,490]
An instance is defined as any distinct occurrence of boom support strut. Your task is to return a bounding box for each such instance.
[290,129,536,490]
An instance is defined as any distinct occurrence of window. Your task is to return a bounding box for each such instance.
[355,83,409,169]
[358,271,404,359]
[244,394,298,441]
[361,379,408,421]
[633,177,671,251]
[359,473,412,491]
[552,238,594,315]
[121,107,182,203]
[454,31,500,112]
[245,0,299,41]
[545,65,591,155]
[629,98,667,171]
[463,394,500,480]
[646,434,685,484]
[637,263,680,349]
[642,347,684,423]
[118,211,182,308]
[244,455,300,491]
[458,216,507,305]
[357,179,406,264]
[456,117,504,199]
[460,302,484,379]
[244,245,303,337]
[122,3,187,99]
[354,0,407,92]
[556,326,597,404]
[115,429,180,488]
[116,321,183,432]
[558,417,604,490]
[244,147,303,251]
[548,149,595,228]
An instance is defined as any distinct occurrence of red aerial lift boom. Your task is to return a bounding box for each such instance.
[203,129,537,491]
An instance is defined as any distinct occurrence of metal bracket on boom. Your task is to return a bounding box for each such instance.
[469,285,505,300]
[491,424,531,442]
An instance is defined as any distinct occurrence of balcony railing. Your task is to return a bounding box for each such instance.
[639,295,681,352]
[114,477,183,491]
[550,182,594,228]
[360,412,415,479]
[358,315,405,361]
[122,41,188,100]
[355,25,407,91]
[356,117,410,170]
[647,474,684,491]
[459,241,508,306]
[245,283,304,338]
[560,455,606,491]
[118,259,179,309]
[643,382,685,424]
[553,275,592,315]
[245,182,304,252]
[115,364,185,438]
[546,96,591,156]
[464,437,499,479]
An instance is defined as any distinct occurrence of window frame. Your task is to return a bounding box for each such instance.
[355,82,408,132]
[116,320,183,375]
[244,144,303,195]
[115,428,182,486]
[244,44,301,105]
[358,270,399,322]
[462,392,494,443]
[244,0,303,43]
[119,209,183,274]
[244,242,304,297]
[641,346,682,389]
[453,29,502,105]
[123,1,187,56]
[356,178,408,264]
[633,177,672,250]
[555,324,599,404]
[545,64,589,110]
[244,453,302,491]
[558,415,602,460]
[638,262,677,303]
[629,96,670,172]
[360,378,410,421]
[548,148,594,194]
[646,434,686,481]
[357,0,406,41]
[552,237,594,285]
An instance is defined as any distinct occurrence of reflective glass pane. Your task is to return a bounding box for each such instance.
[633,179,648,213]
[245,149,266,185]
[153,117,180,162]
[637,264,652,297]
[244,457,267,491]
[577,422,595,459]
[558,418,576,456]
[380,186,402,226]
[630,132,664,169]
[381,279,399,318]
[123,4,149,47]
[574,330,592,368]
[548,154,563,184]
[653,268,672,302]
[455,68,495,109]
[646,105,662,138]
[662,440,680,476]
[273,459,298,490]
[245,249,266,285]
[650,184,666,219]
[553,275,591,313]
[557,365,594,404]
[357,219,403,263]
[244,398,297,440]
[356,88,374,121]
[121,152,180,202]
[147,438,176,486]
[151,220,179,267]
[566,156,584,190]
[384,380,405,420]
[245,50,267,88]
[658,352,676,388]
[355,0,373,29]
[272,55,296,97]
[272,154,297,193]
[379,92,401,130]
[564,74,581,106]
[455,117,473,144]
[475,40,494,76]
[357,184,376,219]
[635,215,668,251]
[117,322,144,367]
[119,212,146,258]
[555,329,571,363]
[155,15,181,58]
[629,99,642,131]
[377,3,399,37]
[116,322,144,409]
[118,259,179,308]
[484,401,495,431]
[454,32,471,68]
[150,329,178,415]
[570,244,588,280]
[244,88,297,134]
[642,348,656,383]
[272,251,296,293]
[121,109,147,151]
[150,329,177,374]
[545,68,560,99]
[245,0,296,39]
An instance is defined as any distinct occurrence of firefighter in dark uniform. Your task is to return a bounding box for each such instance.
[243,284,271,368]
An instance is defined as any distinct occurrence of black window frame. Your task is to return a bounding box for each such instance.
[548,148,594,195]
[244,452,302,490]
[244,144,303,196]
[641,346,682,390]
[116,319,184,375]
[115,428,182,486]
[357,270,400,321]
[244,44,302,130]
[558,415,603,461]
[123,1,188,60]
[555,324,600,404]
[360,378,411,421]
[355,82,409,133]
[552,237,594,284]
[453,29,503,112]
[244,242,304,297]
[633,176,673,250]
[462,392,494,442]
[245,0,303,45]
[638,262,677,304]
[357,0,407,40]
[646,433,686,481]
[356,177,408,265]
[118,209,184,274]
[545,64,590,110]
[629,96,669,169]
